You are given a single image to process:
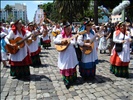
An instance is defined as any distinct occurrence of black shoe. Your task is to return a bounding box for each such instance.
[65,83,70,89]
[63,80,70,89]
[104,51,106,54]
[100,50,102,54]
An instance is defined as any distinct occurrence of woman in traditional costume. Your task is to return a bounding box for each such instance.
[54,21,78,88]
[40,23,51,49]
[77,21,99,80]
[5,20,32,79]
[26,22,41,67]
[110,22,132,78]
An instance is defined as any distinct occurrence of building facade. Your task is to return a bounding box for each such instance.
[111,14,122,23]
[0,3,28,24]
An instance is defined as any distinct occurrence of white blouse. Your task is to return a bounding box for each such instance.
[54,34,78,70]
[77,32,98,63]
[26,30,39,53]
[5,30,29,61]
[112,31,131,62]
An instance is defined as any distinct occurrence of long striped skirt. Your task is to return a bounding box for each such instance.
[79,60,98,79]
[110,65,129,78]
[10,55,31,78]
[60,67,77,87]
[30,49,41,67]
[30,54,41,67]
[10,65,30,78]
[110,50,129,78]
[79,65,96,79]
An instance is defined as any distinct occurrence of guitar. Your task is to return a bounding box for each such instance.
[5,34,32,54]
[52,31,60,37]
[26,32,42,45]
[55,30,87,52]
[80,33,101,55]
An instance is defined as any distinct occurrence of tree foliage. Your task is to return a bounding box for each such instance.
[54,0,90,23]
[40,0,133,23]
[4,4,12,13]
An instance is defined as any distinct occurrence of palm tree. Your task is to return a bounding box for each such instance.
[54,0,90,23]
[4,4,12,15]
[4,4,13,22]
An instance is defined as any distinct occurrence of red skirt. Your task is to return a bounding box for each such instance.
[31,48,40,56]
[110,50,129,66]
[9,54,32,66]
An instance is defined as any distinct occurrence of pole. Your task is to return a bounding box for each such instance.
[122,0,125,22]
[94,0,98,25]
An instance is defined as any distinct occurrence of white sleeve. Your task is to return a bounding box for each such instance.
[4,30,15,44]
[70,35,77,45]
[53,34,62,44]
[113,31,123,43]
[77,35,84,46]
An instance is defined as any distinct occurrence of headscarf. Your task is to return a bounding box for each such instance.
[115,22,126,36]
[62,27,72,38]
[11,20,26,36]
[11,24,26,36]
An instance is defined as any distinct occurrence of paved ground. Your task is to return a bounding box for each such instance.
[1,41,133,100]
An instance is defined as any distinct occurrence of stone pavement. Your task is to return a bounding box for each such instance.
[1,41,133,100]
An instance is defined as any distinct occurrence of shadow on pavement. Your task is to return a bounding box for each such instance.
[30,74,52,82]
[39,55,49,57]
[40,51,49,54]
[129,72,133,79]
[98,59,109,63]
[72,75,113,86]
[47,47,56,50]
[36,64,57,68]
[16,74,52,82]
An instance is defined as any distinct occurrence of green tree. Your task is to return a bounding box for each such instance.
[40,3,57,23]
[2,19,5,23]
[4,4,13,22]
[4,4,12,15]
[6,14,13,23]
[54,0,90,23]
[125,1,133,22]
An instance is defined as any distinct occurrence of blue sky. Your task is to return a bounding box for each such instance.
[1,0,53,22]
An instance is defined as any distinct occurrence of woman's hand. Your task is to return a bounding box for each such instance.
[61,39,68,45]
[84,43,91,48]
[122,40,126,43]
[128,38,133,42]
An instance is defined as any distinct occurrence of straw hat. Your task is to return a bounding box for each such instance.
[14,20,22,25]
[28,22,34,26]
[84,21,94,26]
[62,19,70,28]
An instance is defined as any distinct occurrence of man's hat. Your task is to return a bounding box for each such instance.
[14,20,22,25]
[117,21,126,27]
[84,20,94,26]
[10,22,14,25]
[28,22,34,26]
[62,19,70,28]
